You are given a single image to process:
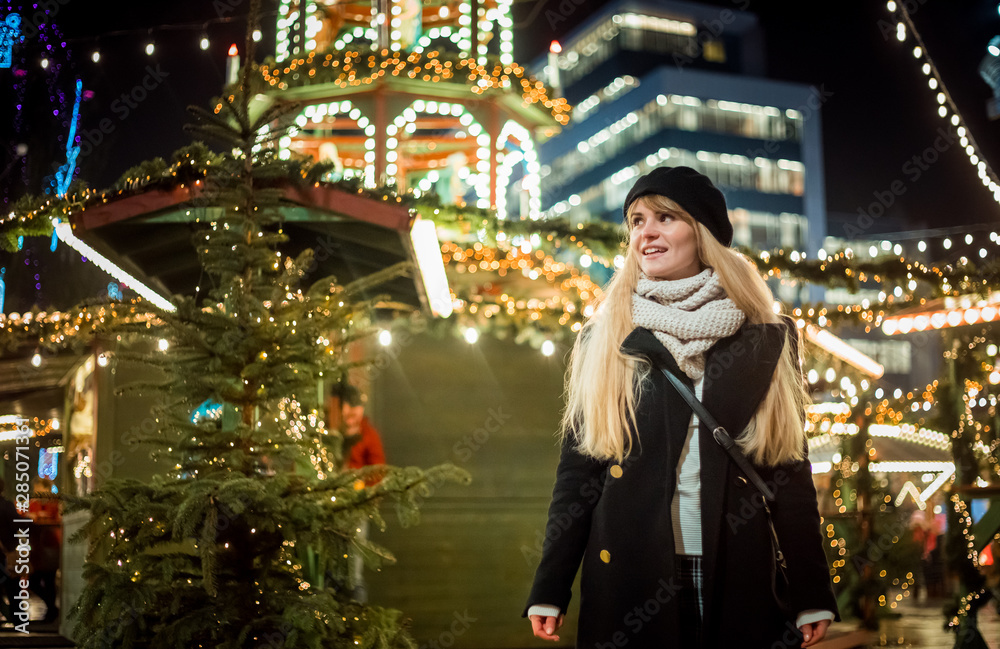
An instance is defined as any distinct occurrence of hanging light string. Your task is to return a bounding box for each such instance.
[18,11,280,60]
[887,0,1000,206]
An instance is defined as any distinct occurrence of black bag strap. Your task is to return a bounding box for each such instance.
[659,368,776,503]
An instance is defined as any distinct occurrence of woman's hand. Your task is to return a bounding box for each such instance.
[529,614,565,641]
[800,619,830,647]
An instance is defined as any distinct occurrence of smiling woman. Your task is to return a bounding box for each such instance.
[627,198,701,281]
[524,165,839,648]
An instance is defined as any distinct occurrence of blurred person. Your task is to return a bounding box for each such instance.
[326,383,386,603]
[328,384,386,473]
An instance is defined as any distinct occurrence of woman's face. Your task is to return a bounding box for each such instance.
[628,199,701,281]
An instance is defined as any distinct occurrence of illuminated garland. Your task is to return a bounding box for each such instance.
[950,490,986,627]
[0,302,153,353]
[440,240,600,345]
[0,416,61,441]
[4,144,998,334]
[250,49,570,125]
[886,0,1000,205]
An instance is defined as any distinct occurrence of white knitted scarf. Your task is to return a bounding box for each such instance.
[631,269,746,380]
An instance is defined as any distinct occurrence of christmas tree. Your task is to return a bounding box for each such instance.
[63,10,468,648]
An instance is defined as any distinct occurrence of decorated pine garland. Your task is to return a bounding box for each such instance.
[250,49,570,125]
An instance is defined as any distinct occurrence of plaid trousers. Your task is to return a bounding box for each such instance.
[676,555,704,648]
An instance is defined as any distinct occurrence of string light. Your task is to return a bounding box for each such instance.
[887,1,1000,205]
[257,50,569,125]
[882,295,1000,335]
[53,221,175,312]
[0,416,61,442]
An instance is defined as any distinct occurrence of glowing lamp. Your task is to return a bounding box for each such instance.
[54,221,174,312]
[811,462,832,475]
[409,218,453,318]
[805,325,884,379]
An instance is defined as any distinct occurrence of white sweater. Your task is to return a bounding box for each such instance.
[671,378,704,555]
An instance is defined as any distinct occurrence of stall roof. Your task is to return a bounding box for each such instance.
[66,182,428,312]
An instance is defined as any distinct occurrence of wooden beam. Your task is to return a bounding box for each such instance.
[280,184,412,231]
[72,186,194,232]
[70,182,411,235]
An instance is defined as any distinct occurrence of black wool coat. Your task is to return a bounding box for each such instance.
[524,323,840,649]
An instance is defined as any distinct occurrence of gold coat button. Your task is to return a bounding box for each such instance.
[600,550,611,563]
[610,465,623,478]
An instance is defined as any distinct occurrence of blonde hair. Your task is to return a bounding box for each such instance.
[561,195,809,467]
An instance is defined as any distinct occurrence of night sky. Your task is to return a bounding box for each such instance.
[6,0,1000,237]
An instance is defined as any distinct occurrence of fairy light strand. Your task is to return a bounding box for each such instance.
[887,0,1000,206]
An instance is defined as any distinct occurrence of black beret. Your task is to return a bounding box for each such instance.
[622,166,733,247]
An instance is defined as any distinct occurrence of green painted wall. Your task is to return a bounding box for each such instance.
[367,333,580,648]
